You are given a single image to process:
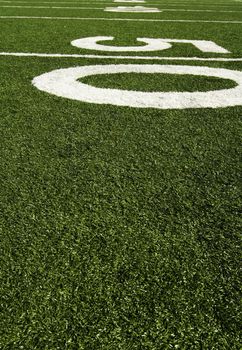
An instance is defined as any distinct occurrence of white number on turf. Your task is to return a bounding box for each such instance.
[33,64,242,109]
[162,39,230,53]
[71,37,171,52]
[71,37,230,54]
[105,6,161,12]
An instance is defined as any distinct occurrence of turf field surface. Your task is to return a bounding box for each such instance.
[0,1,241,349]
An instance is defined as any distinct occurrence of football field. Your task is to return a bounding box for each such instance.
[0,0,241,349]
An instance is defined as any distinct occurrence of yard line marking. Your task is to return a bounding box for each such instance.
[161,8,242,12]
[0,5,103,8]
[0,5,242,12]
[1,52,242,61]
[1,16,242,24]
[1,2,242,8]
[0,1,241,6]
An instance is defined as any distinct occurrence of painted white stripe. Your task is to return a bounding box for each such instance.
[1,52,242,61]
[0,5,241,12]
[1,2,241,9]
[161,8,242,12]
[0,1,240,6]
[0,16,242,23]
[0,5,103,8]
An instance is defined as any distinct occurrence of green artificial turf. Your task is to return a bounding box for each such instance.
[81,72,236,92]
[0,1,241,349]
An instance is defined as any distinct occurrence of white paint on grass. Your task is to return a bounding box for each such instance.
[0,0,240,5]
[1,5,242,12]
[0,1,241,7]
[161,39,230,53]
[1,16,242,24]
[1,51,242,61]
[32,64,242,109]
[0,5,103,9]
[71,37,171,52]
[71,36,229,54]
[105,6,161,12]
[162,8,242,13]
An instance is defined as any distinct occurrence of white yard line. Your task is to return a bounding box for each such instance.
[1,1,241,8]
[0,1,240,5]
[0,1,241,10]
[161,8,242,12]
[0,16,242,23]
[1,5,242,12]
[0,5,103,8]
[1,52,242,61]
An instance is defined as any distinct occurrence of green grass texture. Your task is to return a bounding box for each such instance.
[0,1,241,349]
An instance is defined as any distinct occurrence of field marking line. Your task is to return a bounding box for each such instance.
[0,5,104,8]
[1,52,242,61]
[0,5,242,12]
[1,2,242,9]
[0,5,159,13]
[0,1,241,6]
[1,16,242,23]
[161,8,242,12]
